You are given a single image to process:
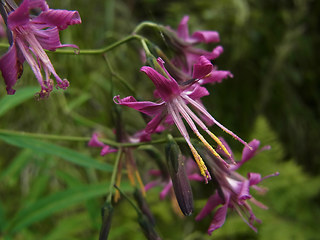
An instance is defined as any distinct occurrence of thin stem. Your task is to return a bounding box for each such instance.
[103,55,136,96]
[107,149,123,202]
[0,35,145,55]
[113,185,142,215]
[0,128,185,147]
[132,21,161,35]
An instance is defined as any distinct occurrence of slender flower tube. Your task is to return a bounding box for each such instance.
[114,57,249,182]
[0,0,81,97]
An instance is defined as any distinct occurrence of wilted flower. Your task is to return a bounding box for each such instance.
[196,139,279,235]
[0,0,81,97]
[114,57,249,182]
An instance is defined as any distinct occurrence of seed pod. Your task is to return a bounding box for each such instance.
[166,139,194,216]
[99,203,113,240]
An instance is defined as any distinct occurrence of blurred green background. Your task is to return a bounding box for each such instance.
[0,0,319,239]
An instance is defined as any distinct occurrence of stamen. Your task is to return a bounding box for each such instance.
[126,159,136,186]
[195,132,230,167]
[135,170,146,196]
[206,130,235,164]
[186,140,211,183]
[177,97,233,164]
[182,94,252,150]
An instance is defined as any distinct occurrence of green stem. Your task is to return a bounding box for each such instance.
[0,35,144,55]
[0,128,184,147]
[107,149,123,203]
[113,185,142,215]
[103,55,136,96]
[132,21,162,35]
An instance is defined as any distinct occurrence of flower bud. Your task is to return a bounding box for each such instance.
[99,203,113,240]
[138,214,162,240]
[166,139,194,216]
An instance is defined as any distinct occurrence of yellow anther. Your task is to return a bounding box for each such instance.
[188,143,209,179]
[207,130,232,158]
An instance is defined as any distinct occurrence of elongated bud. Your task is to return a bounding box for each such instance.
[134,188,156,226]
[99,203,113,240]
[166,138,194,216]
[138,214,162,240]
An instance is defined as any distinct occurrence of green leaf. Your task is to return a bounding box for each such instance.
[0,134,113,172]
[0,86,39,117]
[0,149,32,182]
[5,183,109,233]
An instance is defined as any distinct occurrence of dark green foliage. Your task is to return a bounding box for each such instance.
[0,0,319,239]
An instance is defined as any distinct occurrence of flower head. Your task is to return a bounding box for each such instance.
[0,0,81,97]
[114,57,249,182]
[164,15,224,73]
[196,139,279,234]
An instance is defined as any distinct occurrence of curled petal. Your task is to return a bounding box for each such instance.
[248,172,262,186]
[34,27,78,51]
[100,145,117,156]
[191,31,220,44]
[113,95,164,116]
[207,201,229,235]
[242,139,260,162]
[0,43,21,95]
[192,56,213,79]
[33,9,81,30]
[200,70,233,85]
[88,133,105,148]
[185,85,209,100]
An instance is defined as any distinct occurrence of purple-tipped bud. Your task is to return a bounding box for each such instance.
[166,139,194,216]
[99,203,113,240]
[134,188,156,226]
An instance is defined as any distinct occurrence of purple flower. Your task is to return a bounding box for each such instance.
[0,0,81,97]
[114,57,249,182]
[88,133,117,156]
[196,139,279,235]
[166,15,224,73]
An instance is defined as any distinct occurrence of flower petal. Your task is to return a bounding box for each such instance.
[113,95,164,116]
[34,27,78,51]
[88,133,105,148]
[200,70,233,85]
[141,62,180,102]
[145,112,165,134]
[32,9,81,30]
[0,43,22,94]
[177,16,189,40]
[207,192,230,235]
[195,193,224,221]
[192,56,213,79]
[242,139,260,162]
[100,145,117,156]
[7,0,30,30]
[191,31,220,44]
[184,84,209,100]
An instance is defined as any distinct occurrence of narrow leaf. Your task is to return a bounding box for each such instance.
[0,134,113,172]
